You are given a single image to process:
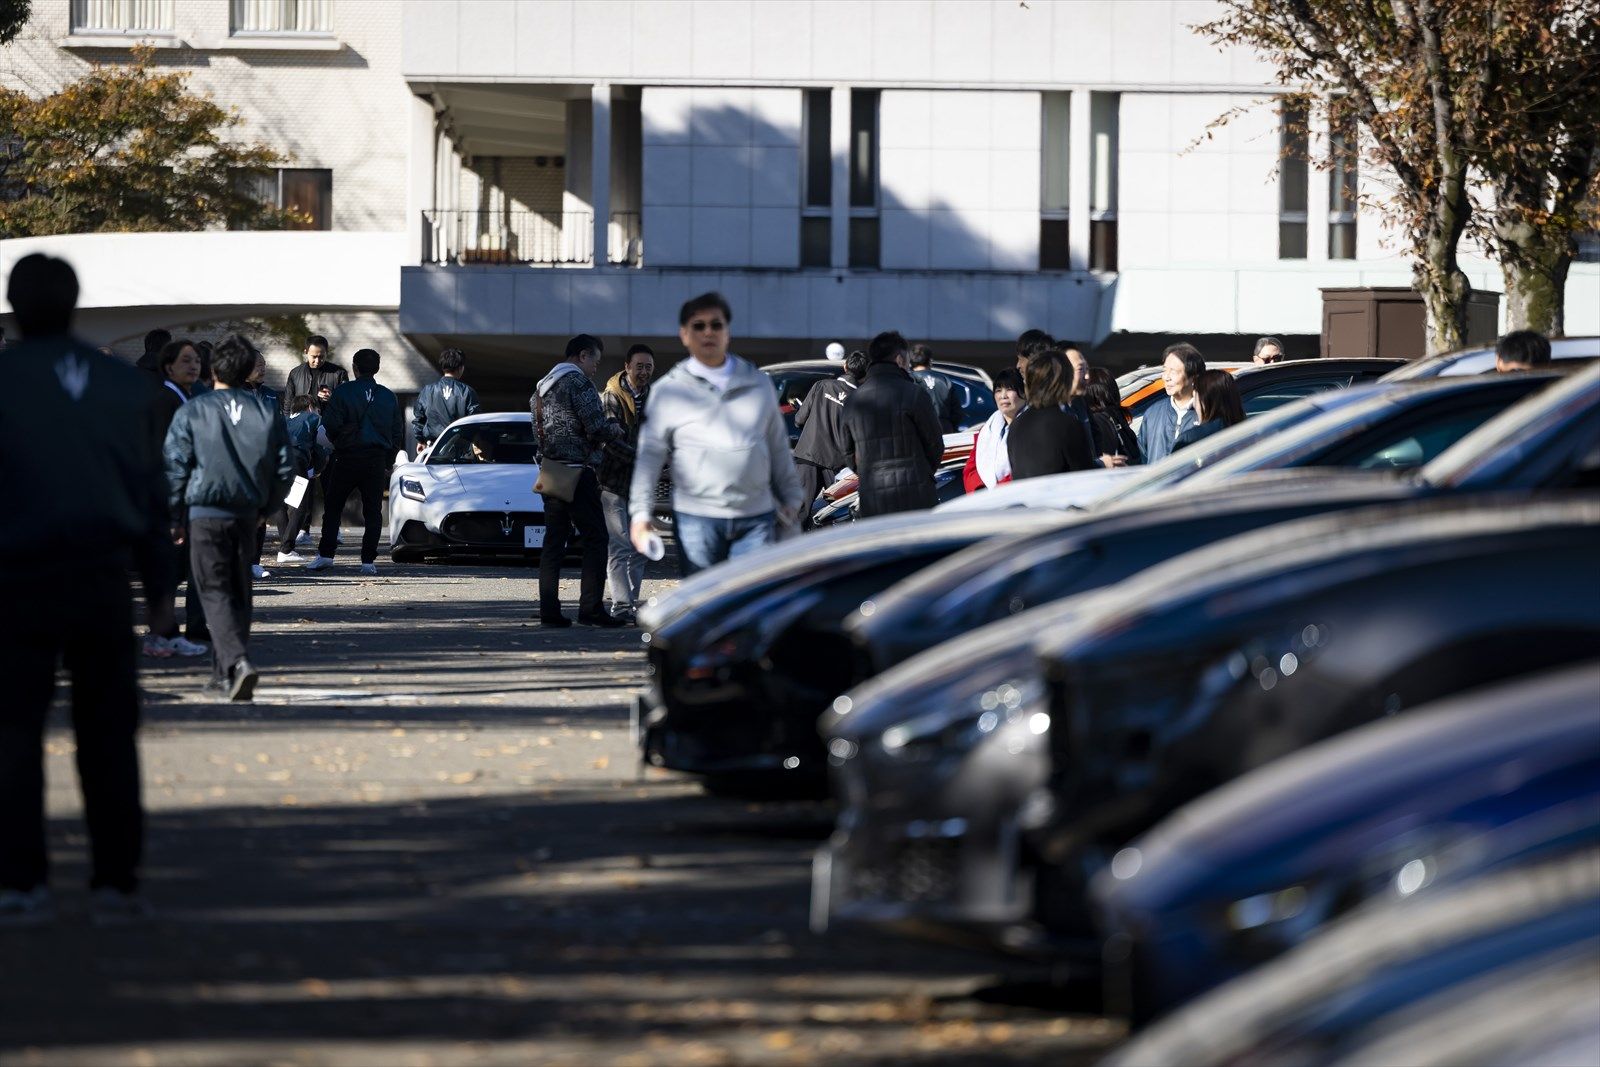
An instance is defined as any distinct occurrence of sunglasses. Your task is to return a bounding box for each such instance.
[688,319,726,333]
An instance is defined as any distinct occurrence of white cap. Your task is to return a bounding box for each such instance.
[825,342,845,362]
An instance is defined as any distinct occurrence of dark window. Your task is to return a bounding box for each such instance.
[234,167,332,230]
[1280,102,1308,260]
[804,89,831,210]
[1090,219,1117,273]
[849,90,879,209]
[1040,217,1070,270]
[1329,117,1357,259]
[849,216,879,269]
[801,216,831,268]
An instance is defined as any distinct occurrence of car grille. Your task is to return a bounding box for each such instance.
[850,839,960,905]
[441,511,544,546]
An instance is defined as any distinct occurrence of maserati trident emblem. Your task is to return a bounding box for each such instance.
[442,385,454,401]
[226,398,245,425]
[500,512,514,537]
[55,354,90,400]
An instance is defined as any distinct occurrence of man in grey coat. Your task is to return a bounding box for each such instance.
[628,292,804,576]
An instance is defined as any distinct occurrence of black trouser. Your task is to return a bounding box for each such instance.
[318,450,388,564]
[189,515,255,684]
[538,467,606,621]
[0,562,142,893]
[278,472,319,553]
[798,462,833,522]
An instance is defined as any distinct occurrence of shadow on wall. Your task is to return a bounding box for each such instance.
[413,100,1125,398]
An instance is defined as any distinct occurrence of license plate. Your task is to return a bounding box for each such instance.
[524,526,544,548]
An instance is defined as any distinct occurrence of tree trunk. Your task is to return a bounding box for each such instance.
[1498,219,1572,337]
[1414,235,1472,355]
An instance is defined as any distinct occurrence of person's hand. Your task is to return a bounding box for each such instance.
[1100,454,1128,469]
[629,517,655,554]
[317,387,332,401]
[171,523,186,545]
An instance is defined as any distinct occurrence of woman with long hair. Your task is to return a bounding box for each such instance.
[1084,366,1142,465]
[1007,349,1096,479]
[1173,368,1246,451]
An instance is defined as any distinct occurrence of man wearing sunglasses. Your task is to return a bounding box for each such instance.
[628,292,803,576]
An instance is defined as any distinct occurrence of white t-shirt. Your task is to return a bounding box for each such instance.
[684,355,737,393]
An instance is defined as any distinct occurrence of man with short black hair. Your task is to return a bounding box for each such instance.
[164,334,294,702]
[598,343,655,620]
[282,334,347,415]
[1015,328,1054,371]
[412,347,480,454]
[628,292,803,575]
[1,253,170,924]
[1495,330,1552,373]
[307,348,403,575]
[842,330,945,518]
[793,348,866,509]
[909,343,962,433]
[1253,336,1285,364]
[135,328,172,375]
[534,334,628,627]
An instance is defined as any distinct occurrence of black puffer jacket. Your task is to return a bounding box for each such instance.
[792,375,856,470]
[283,361,349,415]
[841,362,944,518]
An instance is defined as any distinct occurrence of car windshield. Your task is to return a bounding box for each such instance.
[1383,348,1497,381]
[1423,364,1600,488]
[428,422,539,464]
[1094,396,1341,508]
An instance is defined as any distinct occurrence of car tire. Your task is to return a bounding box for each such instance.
[699,771,829,802]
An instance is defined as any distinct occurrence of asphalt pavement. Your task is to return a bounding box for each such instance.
[2,548,1118,1066]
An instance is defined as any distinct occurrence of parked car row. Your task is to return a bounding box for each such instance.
[632,359,1600,1058]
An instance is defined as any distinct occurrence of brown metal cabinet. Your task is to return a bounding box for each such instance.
[1320,287,1501,360]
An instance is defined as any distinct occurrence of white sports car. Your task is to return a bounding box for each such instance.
[387,413,548,562]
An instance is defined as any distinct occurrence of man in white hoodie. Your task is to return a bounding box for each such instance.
[628,292,804,576]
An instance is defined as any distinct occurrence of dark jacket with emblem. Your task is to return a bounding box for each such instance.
[323,376,404,455]
[0,336,169,567]
[412,375,481,444]
[792,375,857,471]
[841,362,945,518]
[164,388,295,516]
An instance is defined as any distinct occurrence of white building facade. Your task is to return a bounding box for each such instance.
[2,1,1596,395]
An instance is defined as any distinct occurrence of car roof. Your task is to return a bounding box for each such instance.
[1231,357,1408,380]
[445,412,532,426]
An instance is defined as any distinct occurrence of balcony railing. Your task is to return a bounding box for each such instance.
[422,210,640,266]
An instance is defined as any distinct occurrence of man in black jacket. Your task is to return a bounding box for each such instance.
[793,348,866,510]
[841,331,945,518]
[164,334,294,701]
[307,348,403,575]
[412,346,480,454]
[281,334,347,415]
[909,344,962,433]
[0,253,170,924]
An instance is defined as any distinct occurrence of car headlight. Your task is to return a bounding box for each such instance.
[849,646,1044,764]
[683,588,824,678]
[399,477,426,502]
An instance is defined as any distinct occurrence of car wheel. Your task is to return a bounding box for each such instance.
[699,771,829,801]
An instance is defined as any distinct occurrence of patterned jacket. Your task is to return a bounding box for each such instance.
[532,363,624,467]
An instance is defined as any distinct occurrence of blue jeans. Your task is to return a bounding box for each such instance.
[674,511,776,577]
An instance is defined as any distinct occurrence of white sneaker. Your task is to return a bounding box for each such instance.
[89,887,152,926]
[359,563,378,576]
[143,634,175,658]
[276,551,306,564]
[0,886,54,927]
[168,635,209,657]
[306,556,334,571]
[251,564,269,580]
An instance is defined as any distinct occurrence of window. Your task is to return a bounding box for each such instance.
[848,89,880,268]
[1040,91,1070,270]
[1279,102,1308,259]
[1329,117,1358,259]
[234,168,332,230]
[71,0,173,34]
[1089,92,1118,272]
[232,0,331,35]
[801,89,831,268]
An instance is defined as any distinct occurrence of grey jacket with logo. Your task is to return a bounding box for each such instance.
[627,356,803,522]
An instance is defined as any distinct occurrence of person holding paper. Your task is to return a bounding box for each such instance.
[275,393,331,563]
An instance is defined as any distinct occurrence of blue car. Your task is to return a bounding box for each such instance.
[1093,662,1600,1024]
[1102,850,1600,1066]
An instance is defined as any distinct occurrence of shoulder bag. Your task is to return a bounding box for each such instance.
[532,393,583,503]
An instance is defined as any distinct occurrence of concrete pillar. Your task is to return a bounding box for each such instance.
[1067,90,1092,272]
[404,92,436,264]
[830,85,850,269]
[592,82,612,267]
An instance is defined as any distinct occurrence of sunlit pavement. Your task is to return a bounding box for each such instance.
[5,547,1117,1066]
